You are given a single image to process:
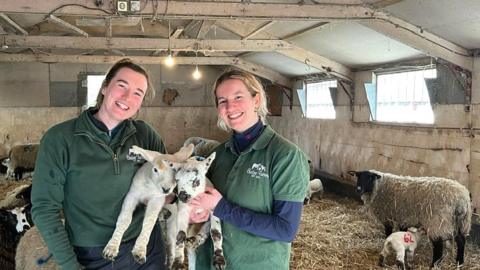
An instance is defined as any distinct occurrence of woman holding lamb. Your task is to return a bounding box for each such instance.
[188,70,310,270]
[31,59,168,270]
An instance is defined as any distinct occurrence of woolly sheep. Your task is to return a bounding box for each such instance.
[15,225,59,270]
[0,184,31,209]
[350,170,472,268]
[304,178,323,204]
[378,227,424,270]
[183,137,220,158]
[102,144,194,264]
[5,144,39,180]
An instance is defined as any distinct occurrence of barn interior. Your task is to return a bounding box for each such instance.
[1,0,480,269]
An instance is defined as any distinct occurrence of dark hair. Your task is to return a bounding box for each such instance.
[95,58,155,109]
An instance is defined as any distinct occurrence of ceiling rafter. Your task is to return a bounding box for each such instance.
[197,20,216,39]
[3,35,292,51]
[243,21,275,40]
[2,1,471,70]
[0,53,291,87]
[0,13,28,35]
[48,15,89,37]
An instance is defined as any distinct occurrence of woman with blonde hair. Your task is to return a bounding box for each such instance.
[190,69,309,269]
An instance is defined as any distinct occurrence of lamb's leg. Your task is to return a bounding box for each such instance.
[430,238,444,268]
[172,203,191,270]
[210,215,225,270]
[162,204,178,268]
[405,249,414,270]
[186,221,210,250]
[132,196,166,264]
[455,233,466,266]
[378,242,390,267]
[103,193,138,261]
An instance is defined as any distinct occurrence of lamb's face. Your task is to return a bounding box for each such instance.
[150,158,176,194]
[168,152,216,203]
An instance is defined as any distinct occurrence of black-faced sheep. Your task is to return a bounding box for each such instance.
[350,170,472,268]
[183,137,220,158]
[102,144,194,264]
[378,227,424,270]
[5,144,39,180]
[0,184,31,209]
[0,204,33,270]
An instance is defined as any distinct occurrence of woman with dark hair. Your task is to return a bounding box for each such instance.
[32,59,167,270]
[190,70,309,270]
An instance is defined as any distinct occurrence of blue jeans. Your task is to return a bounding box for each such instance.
[74,223,166,270]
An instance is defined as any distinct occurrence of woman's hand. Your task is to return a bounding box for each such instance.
[188,187,223,223]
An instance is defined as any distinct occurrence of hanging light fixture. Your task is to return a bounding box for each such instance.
[192,50,201,80]
[164,20,175,67]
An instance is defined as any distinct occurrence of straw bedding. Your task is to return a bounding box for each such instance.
[2,180,479,269]
[291,193,480,270]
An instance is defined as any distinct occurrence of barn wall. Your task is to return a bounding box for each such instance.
[1,59,479,215]
[270,57,480,215]
[0,62,228,153]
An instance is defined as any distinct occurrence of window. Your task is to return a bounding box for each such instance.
[304,80,336,119]
[86,75,105,108]
[373,68,436,124]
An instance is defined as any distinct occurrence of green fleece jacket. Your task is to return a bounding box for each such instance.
[31,109,165,270]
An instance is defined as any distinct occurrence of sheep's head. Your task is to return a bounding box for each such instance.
[128,144,195,194]
[167,152,216,203]
[348,170,381,199]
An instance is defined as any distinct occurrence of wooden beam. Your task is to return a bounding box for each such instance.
[48,15,89,37]
[0,53,291,87]
[3,35,292,51]
[197,20,216,39]
[0,13,28,35]
[277,45,353,82]
[233,57,291,87]
[170,27,184,39]
[2,1,376,20]
[243,21,275,40]
[360,14,473,70]
[281,22,329,40]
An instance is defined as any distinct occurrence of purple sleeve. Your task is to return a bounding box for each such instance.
[213,199,303,242]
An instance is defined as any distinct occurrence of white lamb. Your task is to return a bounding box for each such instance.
[102,144,194,264]
[378,227,424,270]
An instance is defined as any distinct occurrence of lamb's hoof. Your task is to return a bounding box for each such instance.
[102,244,119,261]
[132,246,147,264]
[213,249,226,270]
[171,259,185,270]
[395,260,405,270]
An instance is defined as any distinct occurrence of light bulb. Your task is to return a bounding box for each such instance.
[164,53,175,67]
[192,66,201,80]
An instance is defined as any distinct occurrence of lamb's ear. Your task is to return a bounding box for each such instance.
[129,145,162,163]
[173,143,194,161]
[203,152,216,169]
[348,170,356,176]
